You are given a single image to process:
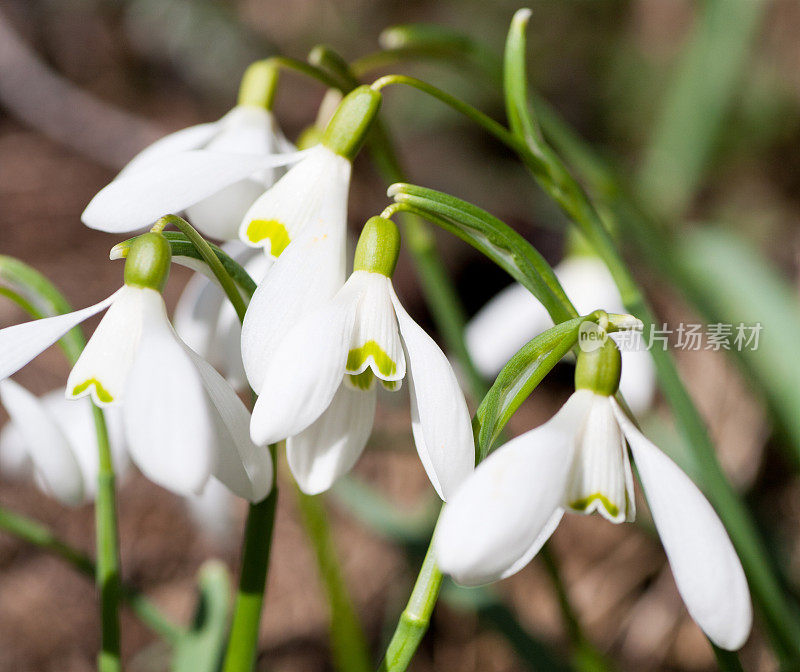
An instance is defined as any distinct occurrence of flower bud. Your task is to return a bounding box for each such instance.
[237,60,279,110]
[575,336,621,397]
[353,216,400,277]
[321,86,382,160]
[124,232,171,292]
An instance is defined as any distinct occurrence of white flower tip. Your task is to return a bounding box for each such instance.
[377,28,404,50]
[513,8,533,24]
[386,183,406,199]
[109,243,129,261]
[609,313,643,331]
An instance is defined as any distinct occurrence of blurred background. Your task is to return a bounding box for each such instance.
[1,0,799,670]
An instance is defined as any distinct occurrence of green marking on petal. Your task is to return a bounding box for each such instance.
[347,370,375,390]
[569,493,620,519]
[245,219,291,256]
[72,378,114,404]
[381,378,401,392]
[347,340,397,378]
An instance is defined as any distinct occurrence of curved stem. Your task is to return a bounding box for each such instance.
[154,216,248,321]
[377,543,443,672]
[0,507,183,643]
[222,471,278,672]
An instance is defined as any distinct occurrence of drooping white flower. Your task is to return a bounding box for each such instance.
[0,234,271,501]
[0,383,128,504]
[174,241,272,390]
[435,340,751,651]
[238,86,383,393]
[246,217,474,498]
[81,63,304,240]
[466,255,656,414]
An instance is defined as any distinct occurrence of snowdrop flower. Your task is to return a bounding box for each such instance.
[0,234,271,501]
[247,217,474,498]
[174,242,272,389]
[0,381,127,505]
[82,61,305,240]
[240,86,383,393]
[435,338,751,651]
[466,254,656,414]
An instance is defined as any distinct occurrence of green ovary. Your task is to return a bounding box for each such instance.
[569,493,620,519]
[72,378,114,404]
[245,219,291,255]
[347,340,397,379]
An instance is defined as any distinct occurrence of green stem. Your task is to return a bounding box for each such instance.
[377,543,443,672]
[0,506,182,643]
[222,461,278,672]
[0,257,125,670]
[371,71,800,659]
[154,216,248,321]
[94,405,122,672]
[294,487,371,672]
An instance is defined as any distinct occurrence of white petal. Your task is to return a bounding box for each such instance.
[500,509,564,580]
[346,273,405,382]
[465,283,550,377]
[249,283,360,446]
[185,179,267,241]
[173,269,226,361]
[123,301,215,495]
[0,417,33,478]
[185,477,239,546]
[241,223,347,393]
[435,391,592,585]
[41,390,129,495]
[389,285,474,501]
[0,290,119,381]
[613,401,752,650]
[67,286,161,406]
[0,379,85,505]
[118,121,221,177]
[557,256,624,315]
[82,149,308,233]
[287,383,376,495]
[239,145,350,256]
[617,348,657,416]
[187,349,272,502]
[564,394,635,523]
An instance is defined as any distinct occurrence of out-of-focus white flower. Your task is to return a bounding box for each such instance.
[0,381,126,505]
[174,242,272,390]
[81,65,304,240]
[435,341,751,651]
[0,234,271,501]
[246,217,474,499]
[466,255,656,414]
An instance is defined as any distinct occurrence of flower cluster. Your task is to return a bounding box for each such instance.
[0,52,753,661]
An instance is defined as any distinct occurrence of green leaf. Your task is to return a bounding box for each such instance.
[294,488,371,672]
[388,183,578,323]
[0,255,84,363]
[674,227,800,462]
[111,232,257,299]
[172,561,232,672]
[475,318,583,459]
[503,9,541,149]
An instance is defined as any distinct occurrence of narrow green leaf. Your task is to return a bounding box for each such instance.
[172,561,232,672]
[674,227,800,462]
[111,232,257,299]
[475,318,583,459]
[503,8,540,148]
[638,0,766,219]
[389,183,578,323]
[295,489,371,672]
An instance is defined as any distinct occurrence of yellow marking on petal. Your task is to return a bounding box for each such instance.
[569,493,620,519]
[72,378,114,404]
[347,340,396,378]
[245,219,291,256]
[347,370,375,390]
